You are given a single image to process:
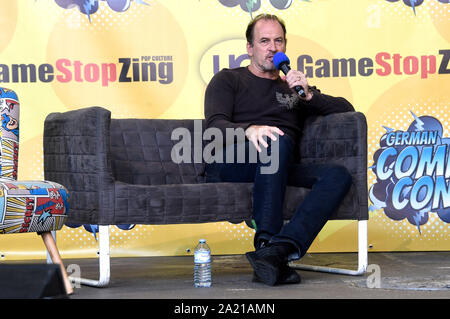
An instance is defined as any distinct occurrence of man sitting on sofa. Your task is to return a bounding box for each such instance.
[204,13,355,286]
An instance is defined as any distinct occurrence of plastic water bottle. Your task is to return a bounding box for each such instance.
[194,239,211,288]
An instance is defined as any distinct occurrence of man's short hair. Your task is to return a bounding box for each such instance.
[245,13,287,46]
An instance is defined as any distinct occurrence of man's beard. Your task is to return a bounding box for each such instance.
[260,61,276,72]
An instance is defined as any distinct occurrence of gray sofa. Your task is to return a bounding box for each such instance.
[43,106,368,286]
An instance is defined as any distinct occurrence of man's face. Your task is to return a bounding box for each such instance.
[247,19,286,74]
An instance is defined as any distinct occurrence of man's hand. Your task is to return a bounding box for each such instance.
[280,70,313,101]
[245,125,284,152]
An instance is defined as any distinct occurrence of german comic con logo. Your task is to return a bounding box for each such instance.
[369,111,450,232]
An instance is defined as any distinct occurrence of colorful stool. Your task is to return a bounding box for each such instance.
[0,87,72,295]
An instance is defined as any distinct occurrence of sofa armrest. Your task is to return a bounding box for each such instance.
[299,112,368,220]
[43,106,114,224]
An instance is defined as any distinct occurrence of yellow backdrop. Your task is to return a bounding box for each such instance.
[0,0,448,260]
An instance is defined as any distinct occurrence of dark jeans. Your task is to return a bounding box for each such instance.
[205,134,352,261]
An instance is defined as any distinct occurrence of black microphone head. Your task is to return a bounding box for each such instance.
[273,52,290,70]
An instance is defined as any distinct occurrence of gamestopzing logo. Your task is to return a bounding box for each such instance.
[369,111,450,233]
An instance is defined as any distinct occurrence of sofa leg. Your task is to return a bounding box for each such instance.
[289,220,368,275]
[41,231,74,295]
[69,225,111,287]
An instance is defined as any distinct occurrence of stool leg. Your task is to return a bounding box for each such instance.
[41,231,73,295]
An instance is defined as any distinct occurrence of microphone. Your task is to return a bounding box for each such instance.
[273,52,306,98]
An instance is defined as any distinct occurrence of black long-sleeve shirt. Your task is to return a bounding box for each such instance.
[205,67,354,143]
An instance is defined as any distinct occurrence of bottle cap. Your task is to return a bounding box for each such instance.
[199,239,206,243]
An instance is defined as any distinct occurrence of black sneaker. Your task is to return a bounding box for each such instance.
[252,264,301,285]
[246,250,280,286]
[246,244,293,286]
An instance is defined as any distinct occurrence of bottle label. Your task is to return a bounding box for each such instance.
[194,251,211,263]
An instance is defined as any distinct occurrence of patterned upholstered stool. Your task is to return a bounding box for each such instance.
[0,87,72,295]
